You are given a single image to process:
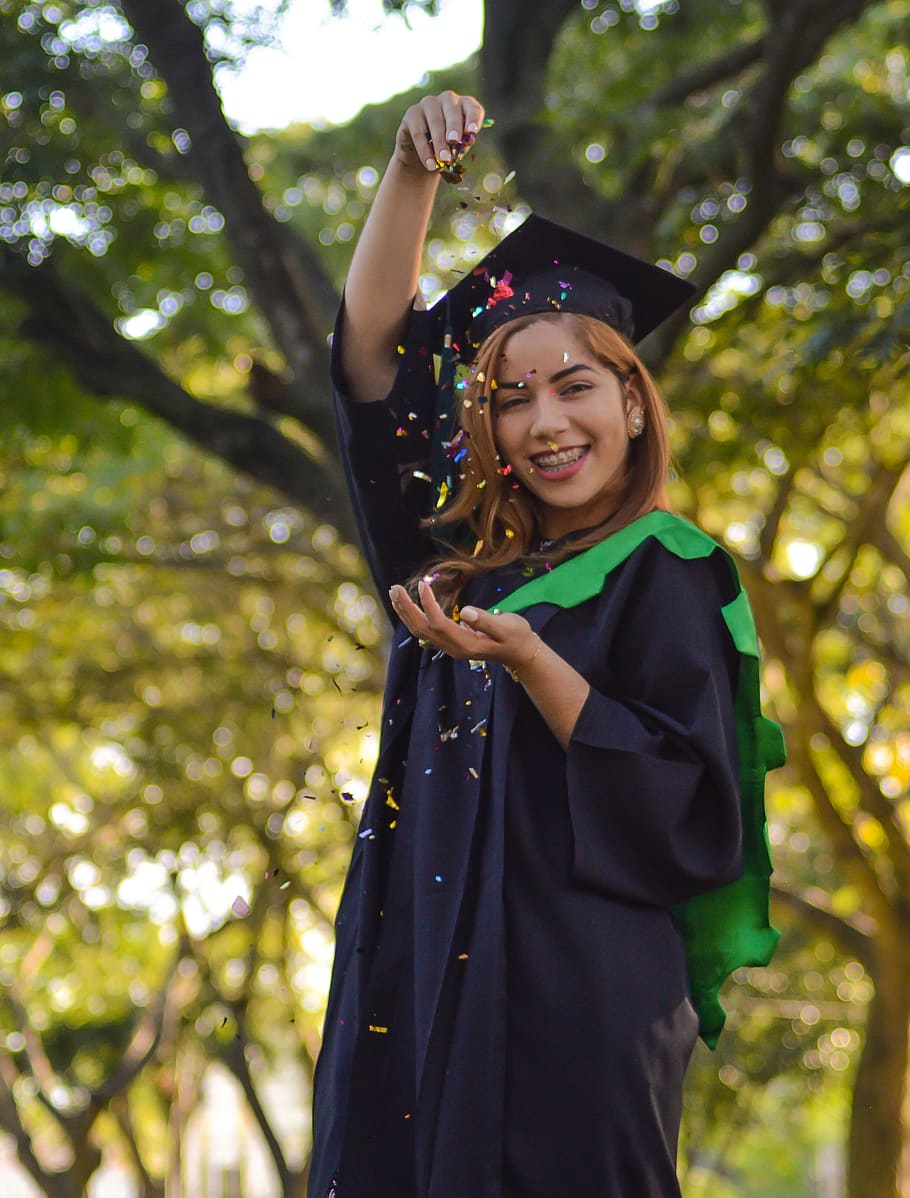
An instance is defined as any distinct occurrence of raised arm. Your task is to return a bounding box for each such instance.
[341,91,486,403]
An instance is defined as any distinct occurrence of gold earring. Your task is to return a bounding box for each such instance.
[627,406,646,438]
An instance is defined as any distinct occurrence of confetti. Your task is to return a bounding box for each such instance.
[358,827,374,838]
[231,896,251,918]
[368,1025,389,1034]
[434,874,443,883]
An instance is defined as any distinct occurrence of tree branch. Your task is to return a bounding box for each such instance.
[220,1028,298,1195]
[0,246,358,544]
[112,1096,165,1198]
[771,880,874,964]
[812,458,906,633]
[786,730,892,925]
[0,1055,73,1198]
[635,0,873,367]
[119,0,339,395]
[810,697,910,898]
[647,35,768,108]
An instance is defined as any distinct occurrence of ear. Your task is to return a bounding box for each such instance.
[622,371,645,416]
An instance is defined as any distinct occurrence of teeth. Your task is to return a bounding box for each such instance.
[533,447,587,469]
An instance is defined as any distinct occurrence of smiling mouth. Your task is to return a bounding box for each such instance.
[530,445,590,471]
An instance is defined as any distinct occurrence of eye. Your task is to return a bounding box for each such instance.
[496,394,528,412]
[561,381,592,397]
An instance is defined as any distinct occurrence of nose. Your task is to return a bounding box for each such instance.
[528,391,571,441]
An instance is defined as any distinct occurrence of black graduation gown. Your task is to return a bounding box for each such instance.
[310,306,744,1198]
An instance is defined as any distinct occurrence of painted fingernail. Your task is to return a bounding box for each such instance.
[425,157,438,171]
[447,129,460,142]
[460,607,478,622]
[438,148,451,162]
[466,122,478,133]
[417,579,425,592]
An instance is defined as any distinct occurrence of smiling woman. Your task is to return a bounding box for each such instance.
[310,90,785,1198]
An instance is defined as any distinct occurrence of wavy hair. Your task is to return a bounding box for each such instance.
[405,312,674,615]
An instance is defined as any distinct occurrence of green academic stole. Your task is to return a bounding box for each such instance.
[490,509,786,1048]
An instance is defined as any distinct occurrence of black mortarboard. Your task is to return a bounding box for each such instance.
[426,214,696,531]
[429,212,696,359]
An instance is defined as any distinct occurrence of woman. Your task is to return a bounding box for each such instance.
[310,92,784,1198]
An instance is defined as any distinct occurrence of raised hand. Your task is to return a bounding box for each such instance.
[394,91,486,178]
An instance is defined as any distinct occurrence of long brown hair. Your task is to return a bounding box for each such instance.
[405,312,674,614]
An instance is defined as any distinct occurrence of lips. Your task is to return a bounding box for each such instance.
[530,445,590,471]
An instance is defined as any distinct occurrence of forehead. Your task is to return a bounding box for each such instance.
[498,316,589,367]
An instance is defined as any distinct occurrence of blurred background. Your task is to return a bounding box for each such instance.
[0,0,907,1195]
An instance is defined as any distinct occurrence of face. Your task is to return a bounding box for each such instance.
[490,317,637,540]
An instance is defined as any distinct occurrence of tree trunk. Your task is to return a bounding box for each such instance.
[848,923,910,1198]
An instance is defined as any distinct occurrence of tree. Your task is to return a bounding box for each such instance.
[0,436,386,1195]
[0,0,908,1194]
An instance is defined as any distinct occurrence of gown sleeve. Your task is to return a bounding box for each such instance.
[331,298,439,622]
[565,540,744,909]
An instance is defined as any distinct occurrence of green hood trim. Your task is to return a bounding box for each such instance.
[490,510,786,1048]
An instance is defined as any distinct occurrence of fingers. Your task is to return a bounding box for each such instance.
[397,93,486,174]
[388,581,481,653]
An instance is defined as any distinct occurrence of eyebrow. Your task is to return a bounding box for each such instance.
[495,363,593,391]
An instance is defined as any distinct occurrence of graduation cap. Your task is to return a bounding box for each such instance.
[430,212,696,359]
[427,213,696,524]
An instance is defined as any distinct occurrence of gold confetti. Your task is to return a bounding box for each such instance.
[472,538,484,556]
[368,1025,389,1034]
[435,480,450,509]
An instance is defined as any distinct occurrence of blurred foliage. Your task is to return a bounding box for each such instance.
[0,0,908,1195]
[1,432,386,1192]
